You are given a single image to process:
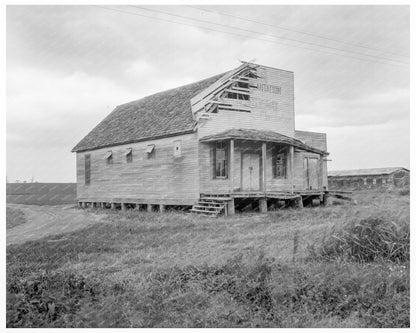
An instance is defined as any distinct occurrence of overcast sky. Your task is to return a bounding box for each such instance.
[6,5,409,182]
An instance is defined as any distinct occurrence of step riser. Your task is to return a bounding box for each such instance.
[190,200,225,217]
[193,206,222,210]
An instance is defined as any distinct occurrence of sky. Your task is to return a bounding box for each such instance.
[6,5,410,182]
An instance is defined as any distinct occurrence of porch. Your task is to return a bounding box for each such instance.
[196,128,329,216]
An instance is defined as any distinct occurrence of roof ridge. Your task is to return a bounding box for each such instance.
[117,71,229,109]
[330,167,406,171]
[72,69,230,152]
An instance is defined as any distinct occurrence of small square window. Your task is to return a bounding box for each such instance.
[104,151,113,165]
[174,140,182,158]
[125,148,133,163]
[146,144,155,159]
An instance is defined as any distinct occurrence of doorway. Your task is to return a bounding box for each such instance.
[303,157,319,190]
[241,153,260,191]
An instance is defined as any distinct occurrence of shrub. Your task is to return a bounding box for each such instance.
[7,271,101,328]
[313,216,409,263]
[270,261,409,328]
[398,188,409,196]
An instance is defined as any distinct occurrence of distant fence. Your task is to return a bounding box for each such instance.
[6,183,77,205]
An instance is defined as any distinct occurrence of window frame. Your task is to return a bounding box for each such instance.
[84,154,91,185]
[273,146,287,179]
[104,151,113,165]
[173,140,182,158]
[146,144,156,159]
[214,141,228,179]
[125,148,133,163]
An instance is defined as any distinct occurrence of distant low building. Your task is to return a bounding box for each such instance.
[328,167,409,190]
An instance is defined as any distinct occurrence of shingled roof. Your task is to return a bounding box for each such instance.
[72,72,226,152]
[200,128,329,155]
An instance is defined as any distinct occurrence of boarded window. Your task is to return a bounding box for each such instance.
[85,154,91,185]
[173,140,182,158]
[104,151,113,165]
[273,147,287,178]
[214,141,228,178]
[125,148,133,163]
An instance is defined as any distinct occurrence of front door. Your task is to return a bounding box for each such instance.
[303,157,319,190]
[242,153,260,191]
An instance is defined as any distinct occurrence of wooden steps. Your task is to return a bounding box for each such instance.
[190,198,226,217]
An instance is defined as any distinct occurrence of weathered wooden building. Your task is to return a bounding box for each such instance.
[328,167,410,190]
[72,62,329,215]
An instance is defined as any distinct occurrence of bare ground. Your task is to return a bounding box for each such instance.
[6,204,108,246]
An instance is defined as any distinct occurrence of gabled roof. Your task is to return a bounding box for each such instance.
[72,72,227,152]
[200,128,329,155]
[328,167,409,177]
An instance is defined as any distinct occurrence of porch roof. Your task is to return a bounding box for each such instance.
[199,128,328,155]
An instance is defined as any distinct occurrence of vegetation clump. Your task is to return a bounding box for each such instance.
[6,207,27,229]
[7,271,101,328]
[6,190,410,327]
[313,216,409,263]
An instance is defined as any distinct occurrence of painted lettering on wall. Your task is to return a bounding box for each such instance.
[256,83,282,95]
[251,98,278,110]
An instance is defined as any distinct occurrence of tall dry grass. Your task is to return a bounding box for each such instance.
[6,189,410,327]
[311,214,409,263]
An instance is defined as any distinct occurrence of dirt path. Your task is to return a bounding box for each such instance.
[6,204,108,246]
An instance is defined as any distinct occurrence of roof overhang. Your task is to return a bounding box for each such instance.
[71,129,195,153]
[200,128,329,155]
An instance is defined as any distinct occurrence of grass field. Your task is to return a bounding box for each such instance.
[6,183,76,205]
[6,189,410,328]
[6,207,27,229]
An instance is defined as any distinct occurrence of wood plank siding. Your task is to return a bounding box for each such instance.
[197,66,295,138]
[73,63,329,205]
[197,66,328,194]
[199,141,295,193]
[76,132,199,205]
[295,130,328,189]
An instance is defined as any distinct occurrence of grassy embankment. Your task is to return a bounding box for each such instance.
[6,207,27,229]
[6,189,410,328]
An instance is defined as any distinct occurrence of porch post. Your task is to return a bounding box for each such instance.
[229,139,234,193]
[261,142,266,192]
[290,146,294,194]
[319,154,324,189]
[228,139,235,216]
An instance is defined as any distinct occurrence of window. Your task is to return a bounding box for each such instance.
[104,151,113,164]
[85,154,91,185]
[125,148,133,163]
[173,140,182,158]
[273,147,287,178]
[214,141,228,178]
[146,144,155,159]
